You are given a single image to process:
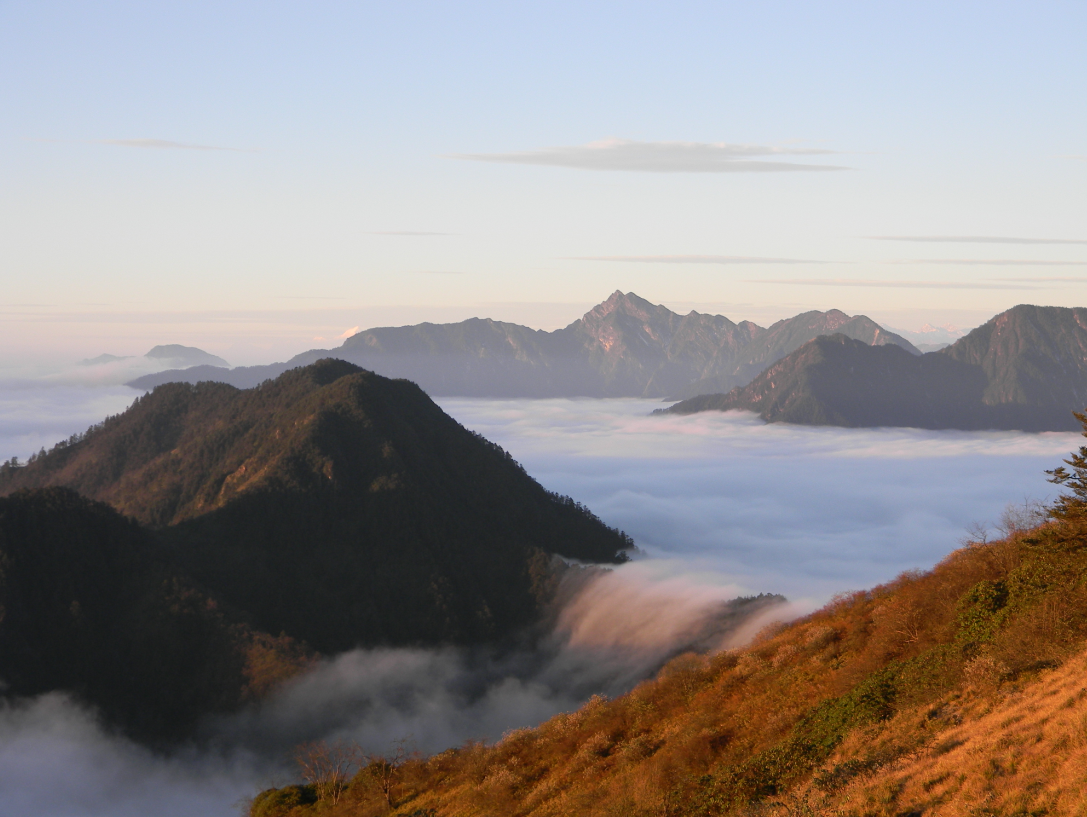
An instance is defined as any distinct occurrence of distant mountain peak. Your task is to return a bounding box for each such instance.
[144,344,229,368]
[587,290,662,320]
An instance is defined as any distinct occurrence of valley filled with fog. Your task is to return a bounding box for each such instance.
[0,384,1078,817]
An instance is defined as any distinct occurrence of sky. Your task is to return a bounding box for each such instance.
[2,1,1086,366]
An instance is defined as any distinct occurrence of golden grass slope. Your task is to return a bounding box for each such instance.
[813,650,1087,816]
[250,505,1087,817]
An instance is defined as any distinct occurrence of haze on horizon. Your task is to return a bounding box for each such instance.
[1,2,1085,367]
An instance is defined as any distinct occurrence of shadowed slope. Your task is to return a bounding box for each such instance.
[0,360,631,653]
[0,488,310,743]
[661,334,993,428]
[662,304,1087,431]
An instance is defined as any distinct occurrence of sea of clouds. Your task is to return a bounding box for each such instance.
[0,386,1079,817]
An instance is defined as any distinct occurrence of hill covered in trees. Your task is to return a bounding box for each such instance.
[0,488,310,743]
[247,435,1087,816]
[661,305,1087,431]
[0,360,631,662]
[128,292,916,399]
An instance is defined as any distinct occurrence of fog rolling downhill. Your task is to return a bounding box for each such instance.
[0,548,788,817]
[209,564,788,760]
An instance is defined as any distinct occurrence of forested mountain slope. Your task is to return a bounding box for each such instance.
[0,488,310,743]
[662,305,1087,431]
[0,360,630,654]
[128,292,916,398]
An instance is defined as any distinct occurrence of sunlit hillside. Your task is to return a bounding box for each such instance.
[250,441,1087,816]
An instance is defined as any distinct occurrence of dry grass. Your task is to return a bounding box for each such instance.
[799,649,1087,816]
[248,515,1087,817]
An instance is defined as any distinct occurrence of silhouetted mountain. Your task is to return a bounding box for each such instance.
[78,344,229,370]
[127,292,917,397]
[941,304,1087,413]
[0,360,631,654]
[145,343,229,368]
[660,334,993,428]
[0,488,309,743]
[661,305,1087,430]
[669,307,916,399]
[77,353,130,366]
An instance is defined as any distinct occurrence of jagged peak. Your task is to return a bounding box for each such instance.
[585,291,675,322]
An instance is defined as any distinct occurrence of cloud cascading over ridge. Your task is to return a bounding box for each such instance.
[447,138,849,173]
[869,235,1087,245]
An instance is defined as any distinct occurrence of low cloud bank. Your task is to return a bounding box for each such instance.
[0,382,137,464]
[436,398,1076,602]
[0,694,263,817]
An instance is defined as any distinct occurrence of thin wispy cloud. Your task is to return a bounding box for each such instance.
[367,231,453,236]
[909,259,1087,266]
[98,138,257,153]
[447,138,850,173]
[749,279,1039,290]
[570,255,822,265]
[995,277,1087,283]
[869,235,1087,245]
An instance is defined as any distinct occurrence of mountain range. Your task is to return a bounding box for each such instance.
[79,343,228,369]
[127,292,917,399]
[0,360,631,739]
[661,304,1087,431]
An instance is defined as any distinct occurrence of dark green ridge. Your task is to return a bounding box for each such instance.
[0,359,631,655]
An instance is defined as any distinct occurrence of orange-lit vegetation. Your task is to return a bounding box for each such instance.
[251,451,1087,815]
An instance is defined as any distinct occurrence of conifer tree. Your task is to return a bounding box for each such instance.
[1046,410,1087,519]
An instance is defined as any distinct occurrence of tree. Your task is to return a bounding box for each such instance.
[366,737,412,808]
[294,740,360,805]
[1046,409,1087,519]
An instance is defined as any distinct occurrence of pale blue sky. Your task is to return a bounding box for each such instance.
[2,2,1085,364]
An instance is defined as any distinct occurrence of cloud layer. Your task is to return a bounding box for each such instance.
[436,397,1074,601]
[448,138,849,173]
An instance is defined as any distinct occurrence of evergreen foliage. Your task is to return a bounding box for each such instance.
[0,488,309,742]
[1046,409,1087,519]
